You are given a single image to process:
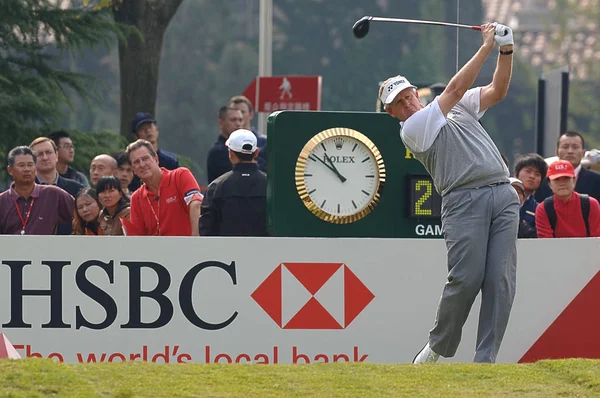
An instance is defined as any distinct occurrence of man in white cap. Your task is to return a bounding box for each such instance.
[199,129,268,236]
[380,22,518,363]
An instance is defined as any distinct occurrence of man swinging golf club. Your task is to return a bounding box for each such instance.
[380,22,518,363]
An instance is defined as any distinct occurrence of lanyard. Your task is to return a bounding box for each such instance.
[145,188,161,236]
[14,197,35,235]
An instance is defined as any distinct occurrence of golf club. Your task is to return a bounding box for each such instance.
[352,16,508,39]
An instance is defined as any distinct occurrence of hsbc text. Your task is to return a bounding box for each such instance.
[1,259,237,330]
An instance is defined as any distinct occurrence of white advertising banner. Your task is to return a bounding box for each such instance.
[0,236,598,364]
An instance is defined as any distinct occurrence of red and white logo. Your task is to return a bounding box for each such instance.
[242,76,322,112]
[251,262,375,329]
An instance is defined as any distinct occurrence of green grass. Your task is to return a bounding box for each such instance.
[0,359,599,397]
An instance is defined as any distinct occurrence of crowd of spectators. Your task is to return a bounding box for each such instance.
[1,93,599,240]
[0,95,268,237]
[510,131,600,238]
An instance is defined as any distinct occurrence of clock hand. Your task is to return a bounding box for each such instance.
[309,153,346,182]
[310,154,337,173]
[323,153,347,183]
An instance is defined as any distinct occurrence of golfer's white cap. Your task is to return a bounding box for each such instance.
[225,129,257,154]
[379,76,417,105]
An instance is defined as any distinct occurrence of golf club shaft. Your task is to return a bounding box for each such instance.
[369,16,481,31]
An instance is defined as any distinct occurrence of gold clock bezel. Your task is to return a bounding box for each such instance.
[295,127,386,224]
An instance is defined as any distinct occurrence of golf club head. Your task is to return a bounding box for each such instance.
[352,16,371,39]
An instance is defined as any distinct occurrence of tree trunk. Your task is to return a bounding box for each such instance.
[113,0,184,138]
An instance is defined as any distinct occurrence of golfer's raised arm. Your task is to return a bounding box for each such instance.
[480,23,514,112]
[437,23,496,116]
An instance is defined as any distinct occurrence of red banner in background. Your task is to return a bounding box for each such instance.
[243,76,322,112]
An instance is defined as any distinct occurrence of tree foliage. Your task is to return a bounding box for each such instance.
[0,0,123,184]
[68,129,129,175]
[152,0,539,180]
[46,0,542,184]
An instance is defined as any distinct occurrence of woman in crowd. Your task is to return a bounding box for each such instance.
[96,176,130,236]
[72,188,102,235]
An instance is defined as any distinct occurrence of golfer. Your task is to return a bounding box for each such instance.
[380,22,518,363]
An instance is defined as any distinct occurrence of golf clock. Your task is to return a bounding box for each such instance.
[295,127,386,224]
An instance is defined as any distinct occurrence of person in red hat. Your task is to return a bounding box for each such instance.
[535,159,600,238]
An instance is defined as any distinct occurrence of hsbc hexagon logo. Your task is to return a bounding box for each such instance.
[251,262,375,329]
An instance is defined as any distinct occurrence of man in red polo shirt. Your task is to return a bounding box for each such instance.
[125,139,202,236]
[536,159,600,238]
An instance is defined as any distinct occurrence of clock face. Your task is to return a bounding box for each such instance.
[295,128,386,224]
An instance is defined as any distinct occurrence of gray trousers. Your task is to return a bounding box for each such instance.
[429,183,519,363]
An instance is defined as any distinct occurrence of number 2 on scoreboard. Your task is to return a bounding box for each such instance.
[414,180,432,215]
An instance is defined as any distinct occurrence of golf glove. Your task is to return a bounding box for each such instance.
[493,22,513,47]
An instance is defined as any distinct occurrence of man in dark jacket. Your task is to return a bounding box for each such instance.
[128,112,180,192]
[206,106,243,184]
[30,137,83,235]
[199,129,267,236]
[229,95,268,172]
[513,153,547,233]
[47,130,90,187]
